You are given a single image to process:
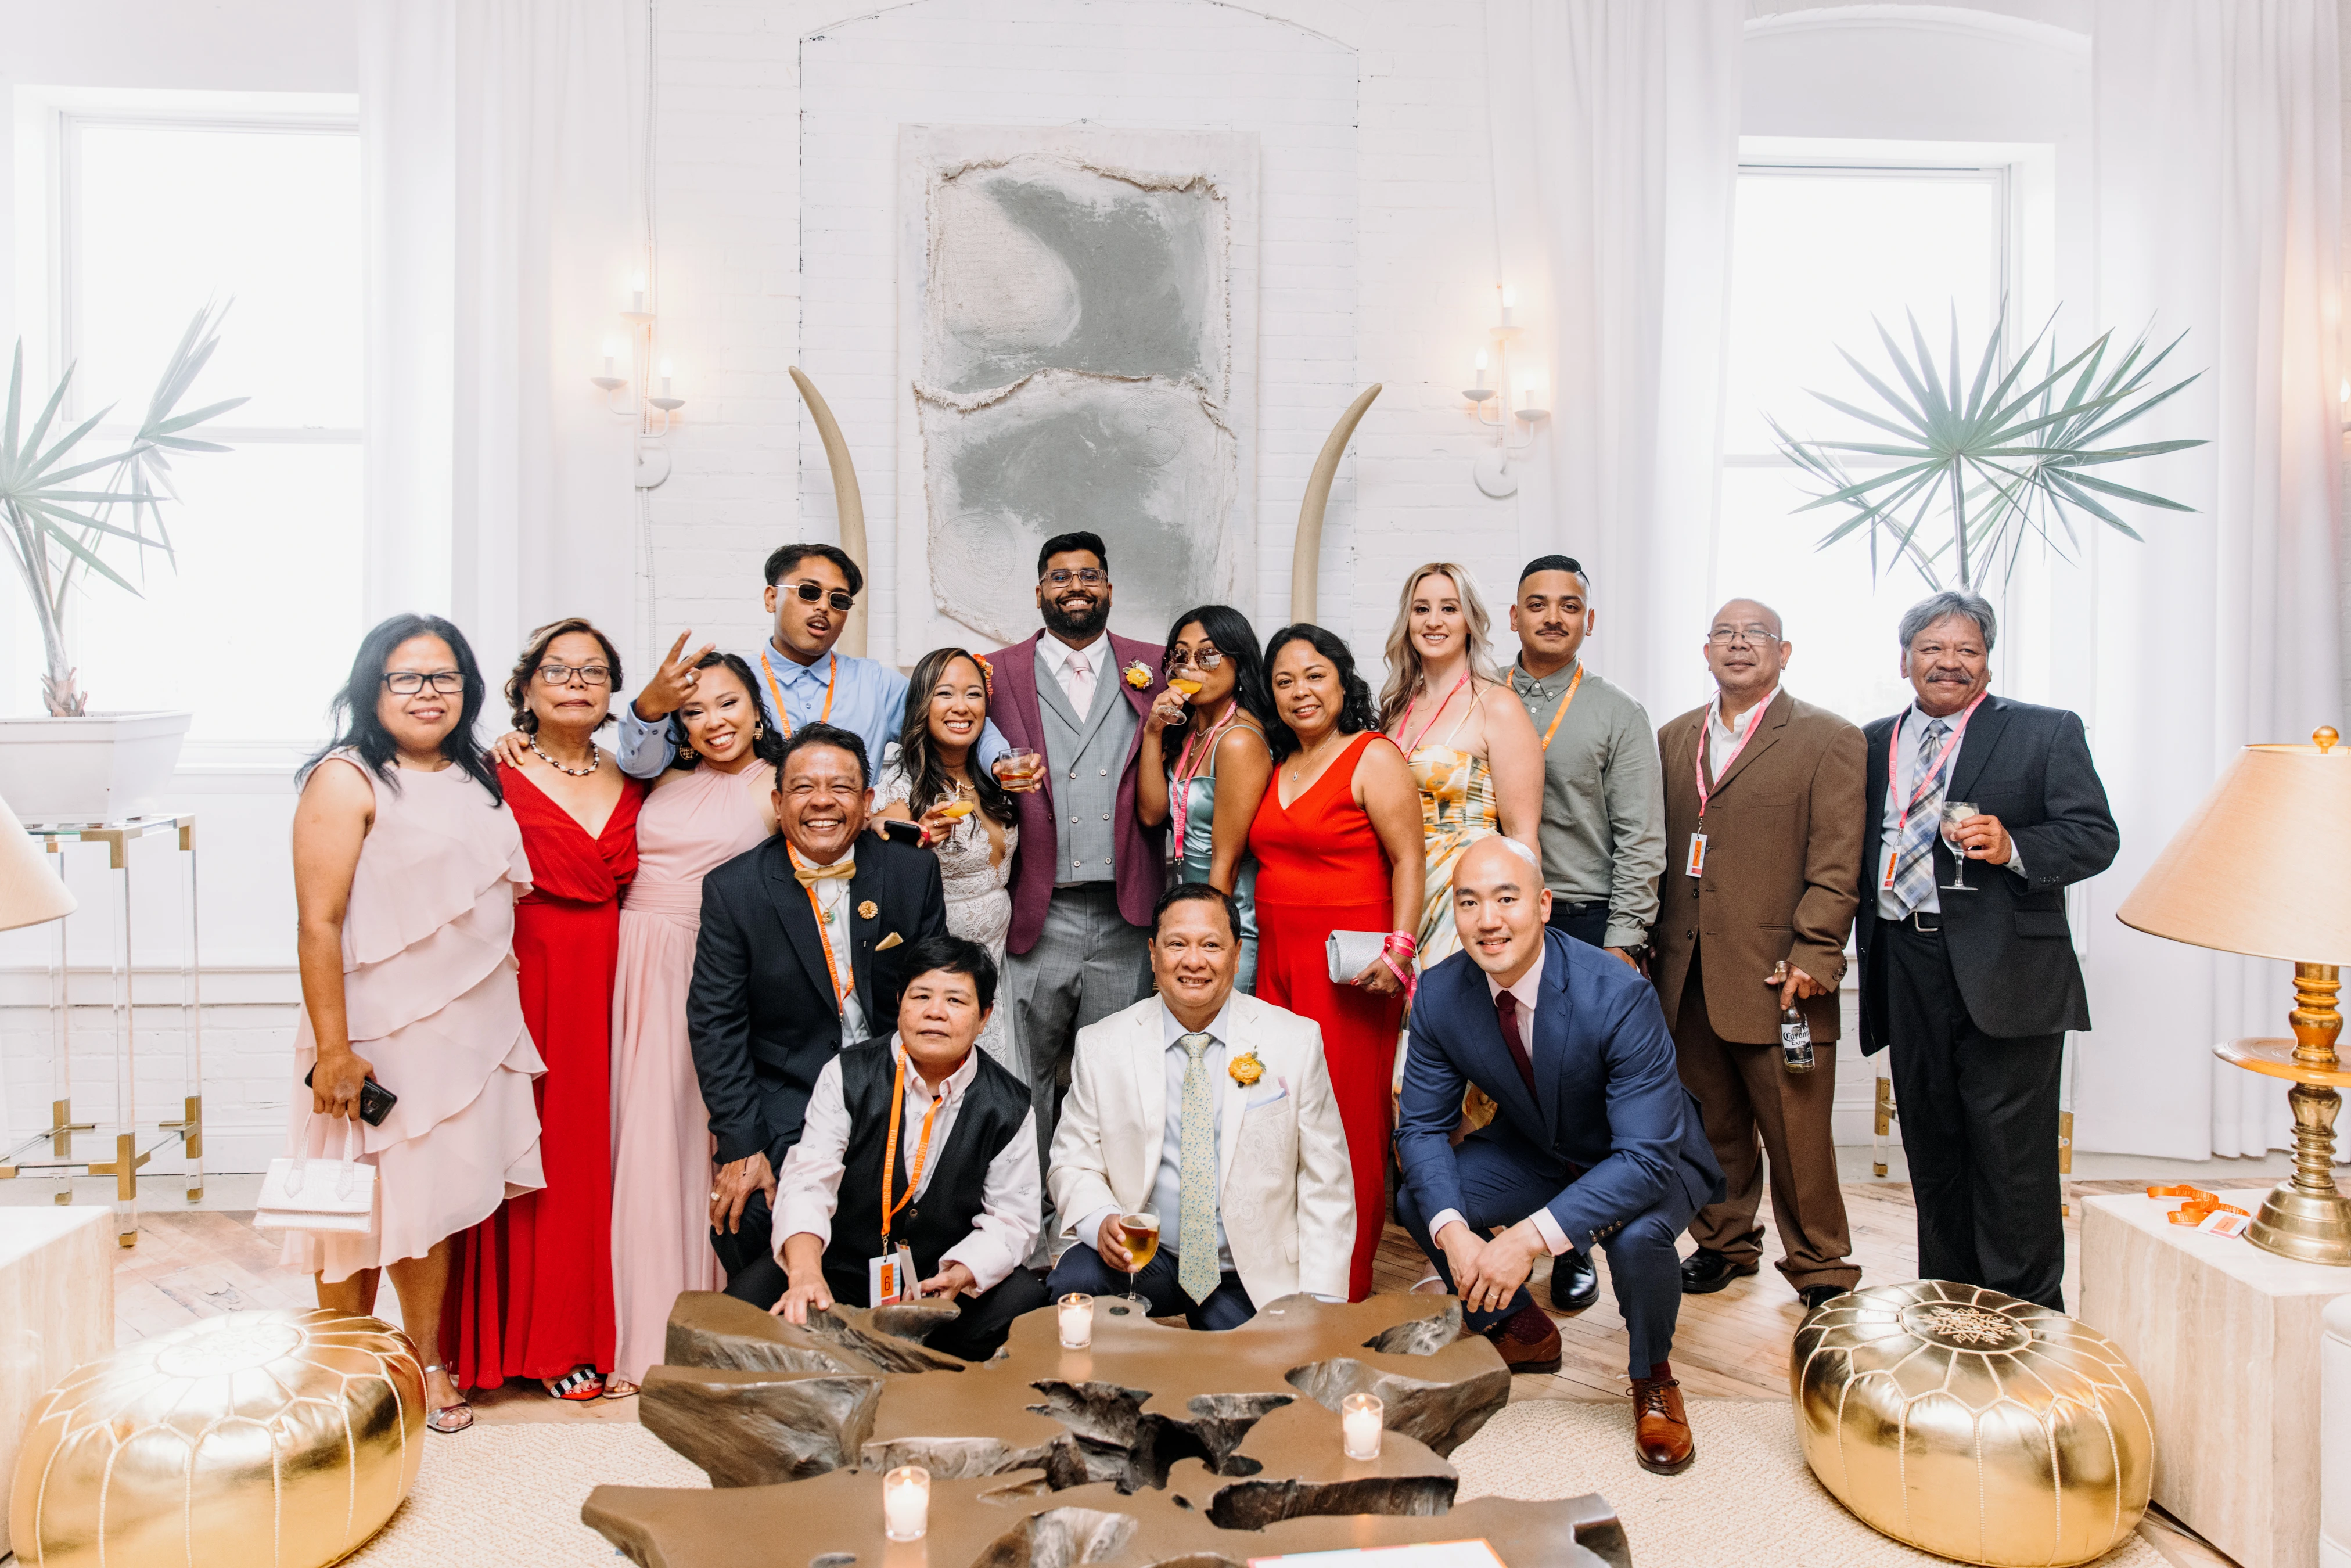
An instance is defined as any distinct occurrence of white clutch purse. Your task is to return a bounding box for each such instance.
[1325,929,1390,983]
[255,1121,378,1236]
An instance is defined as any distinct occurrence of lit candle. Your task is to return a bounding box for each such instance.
[1058,1292,1094,1349]
[1341,1392,1383,1461]
[1501,284,1516,329]
[1520,372,1545,412]
[1473,349,1489,394]
[659,357,674,396]
[601,337,620,379]
[882,1465,929,1541]
[631,271,648,313]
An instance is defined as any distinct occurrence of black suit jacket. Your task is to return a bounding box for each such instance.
[1854,695,2118,1051]
[687,829,949,1170]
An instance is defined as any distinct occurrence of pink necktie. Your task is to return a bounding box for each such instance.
[1065,650,1094,715]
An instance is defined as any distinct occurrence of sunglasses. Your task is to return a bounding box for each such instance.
[781,579,856,613]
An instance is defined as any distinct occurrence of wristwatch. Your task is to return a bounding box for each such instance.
[1616,941,1651,964]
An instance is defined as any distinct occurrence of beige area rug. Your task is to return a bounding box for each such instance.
[344,1400,2167,1568]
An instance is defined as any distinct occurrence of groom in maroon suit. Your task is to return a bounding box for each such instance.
[984,531,1167,1253]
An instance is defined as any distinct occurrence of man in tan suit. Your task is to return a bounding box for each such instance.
[1652,600,1864,1311]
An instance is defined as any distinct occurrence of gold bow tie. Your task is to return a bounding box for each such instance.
[793,859,856,886]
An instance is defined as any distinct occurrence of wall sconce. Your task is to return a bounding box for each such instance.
[589,269,685,488]
[1465,284,1546,498]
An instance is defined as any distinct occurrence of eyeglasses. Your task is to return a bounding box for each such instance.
[383,670,464,695]
[782,579,856,612]
[1041,568,1109,588]
[535,663,613,687]
[1706,625,1782,648]
[1164,648,1226,674]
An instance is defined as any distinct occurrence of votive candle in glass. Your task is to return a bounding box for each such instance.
[883,1465,930,1541]
[1058,1292,1094,1348]
[1341,1392,1383,1461]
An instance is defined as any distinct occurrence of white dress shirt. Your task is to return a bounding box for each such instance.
[1039,630,1109,715]
[804,848,867,1046]
[1875,703,2029,920]
[770,1035,1041,1293]
[1704,686,1777,781]
[1426,944,1576,1258]
[1077,999,1235,1271]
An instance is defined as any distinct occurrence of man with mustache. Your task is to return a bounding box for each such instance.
[1854,592,2116,1311]
[1652,600,1864,1312]
[983,531,1168,1251]
[686,721,950,1305]
[1505,555,1666,1312]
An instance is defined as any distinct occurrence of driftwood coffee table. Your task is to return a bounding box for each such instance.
[583,1290,1630,1567]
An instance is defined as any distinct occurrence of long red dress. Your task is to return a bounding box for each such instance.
[1249,731,1407,1301]
[445,764,645,1387]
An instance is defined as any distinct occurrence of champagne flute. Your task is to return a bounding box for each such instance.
[1117,1211,1159,1312]
[1940,800,1978,891]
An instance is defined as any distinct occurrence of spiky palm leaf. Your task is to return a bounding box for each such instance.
[1768,306,2205,591]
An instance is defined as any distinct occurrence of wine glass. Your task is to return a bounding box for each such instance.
[1940,800,1978,891]
[1117,1211,1159,1312]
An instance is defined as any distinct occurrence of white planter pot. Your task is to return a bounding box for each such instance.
[0,711,194,823]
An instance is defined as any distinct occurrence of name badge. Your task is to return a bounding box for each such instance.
[1685,832,1707,878]
[2196,1209,2251,1239]
[1879,844,1900,891]
[867,1245,916,1307]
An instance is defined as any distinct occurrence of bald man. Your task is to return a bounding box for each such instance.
[1651,601,1865,1311]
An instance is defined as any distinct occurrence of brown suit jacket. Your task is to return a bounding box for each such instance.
[1651,689,1864,1045]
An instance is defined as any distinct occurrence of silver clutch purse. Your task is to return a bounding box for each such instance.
[1326,929,1389,983]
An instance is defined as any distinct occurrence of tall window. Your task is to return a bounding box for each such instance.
[59,113,361,748]
[1716,161,2010,724]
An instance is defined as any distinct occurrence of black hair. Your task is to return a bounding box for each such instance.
[1036,530,1108,577]
[505,616,626,735]
[899,933,999,1015]
[1260,624,1381,764]
[775,720,871,788]
[1151,880,1242,943]
[1160,603,1276,739]
[764,541,865,598]
[670,652,788,772]
[304,613,501,803]
[893,648,1017,826]
[1518,554,1590,588]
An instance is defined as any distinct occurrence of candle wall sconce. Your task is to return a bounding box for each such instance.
[588,269,685,490]
[1465,284,1549,499]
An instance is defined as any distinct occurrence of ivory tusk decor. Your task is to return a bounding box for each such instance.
[1291,384,1382,627]
[789,366,869,659]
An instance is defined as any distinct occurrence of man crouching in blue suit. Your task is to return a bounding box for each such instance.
[1395,836,1724,1476]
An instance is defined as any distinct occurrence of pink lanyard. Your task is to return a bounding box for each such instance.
[1397,672,1471,755]
[1169,702,1243,856]
[1694,691,1774,819]
[1889,692,1989,836]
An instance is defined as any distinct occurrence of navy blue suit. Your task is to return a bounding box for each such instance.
[1395,928,1724,1376]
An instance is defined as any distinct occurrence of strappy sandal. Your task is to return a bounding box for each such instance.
[601,1377,639,1400]
[422,1365,473,1434]
[543,1365,605,1401]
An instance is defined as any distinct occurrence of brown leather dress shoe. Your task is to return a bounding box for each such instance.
[1630,1373,1695,1474]
[1484,1303,1562,1375]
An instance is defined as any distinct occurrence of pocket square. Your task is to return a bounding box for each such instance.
[1246,1084,1289,1111]
[875,932,903,951]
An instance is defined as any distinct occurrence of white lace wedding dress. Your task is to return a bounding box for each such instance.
[875,759,1018,1069]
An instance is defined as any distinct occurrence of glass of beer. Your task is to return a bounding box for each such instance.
[1117,1211,1160,1310]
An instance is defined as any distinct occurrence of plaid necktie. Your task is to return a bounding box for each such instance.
[1176,1032,1221,1306]
[1891,717,1949,915]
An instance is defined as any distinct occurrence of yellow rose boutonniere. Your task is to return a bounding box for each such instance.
[1123,660,1153,689]
[857,900,878,920]
[1228,1051,1264,1087]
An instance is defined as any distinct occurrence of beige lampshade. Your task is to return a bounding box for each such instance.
[0,792,75,931]
[2116,737,2351,965]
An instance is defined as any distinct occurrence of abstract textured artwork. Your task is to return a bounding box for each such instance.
[898,125,1258,650]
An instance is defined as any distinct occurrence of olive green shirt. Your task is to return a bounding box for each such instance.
[1509,659,1666,950]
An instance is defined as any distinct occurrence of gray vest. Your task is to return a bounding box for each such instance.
[1036,642,1138,886]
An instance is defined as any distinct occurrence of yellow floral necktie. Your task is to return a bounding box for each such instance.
[1177,1032,1220,1306]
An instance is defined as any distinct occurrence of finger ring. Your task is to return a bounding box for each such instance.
[709,1190,720,1200]
[685,671,699,685]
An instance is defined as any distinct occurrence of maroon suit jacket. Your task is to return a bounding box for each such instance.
[984,631,1168,954]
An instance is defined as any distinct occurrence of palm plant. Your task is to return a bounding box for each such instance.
[1768,307,2206,591]
[0,305,243,715]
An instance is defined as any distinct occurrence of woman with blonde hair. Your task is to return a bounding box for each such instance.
[1379,563,1544,977]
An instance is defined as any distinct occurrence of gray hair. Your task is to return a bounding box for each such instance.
[1898,591,1997,654]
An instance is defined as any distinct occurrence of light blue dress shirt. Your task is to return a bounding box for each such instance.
[616,643,1009,781]
[1875,703,2028,920]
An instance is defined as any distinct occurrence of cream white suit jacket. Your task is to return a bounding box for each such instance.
[1046,992,1356,1304]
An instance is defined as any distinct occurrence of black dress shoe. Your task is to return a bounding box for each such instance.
[1549,1249,1599,1312]
[1678,1248,1759,1295]
[1797,1283,1849,1311]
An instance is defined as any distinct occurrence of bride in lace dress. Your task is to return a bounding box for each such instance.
[874,647,1020,1068]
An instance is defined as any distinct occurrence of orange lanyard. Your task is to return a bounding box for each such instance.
[1889,692,1989,836]
[761,649,837,739]
[785,843,854,1006]
[1533,664,1585,752]
[879,1051,946,1242]
[1694,689,1773,820]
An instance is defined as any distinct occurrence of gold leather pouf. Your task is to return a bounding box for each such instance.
[10,1309,426,1567]
[1792,1281,2154,1567]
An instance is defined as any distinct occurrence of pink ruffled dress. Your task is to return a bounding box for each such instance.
[281,751,547,1283]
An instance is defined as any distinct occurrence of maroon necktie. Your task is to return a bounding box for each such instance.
[1494,990,1540,1097]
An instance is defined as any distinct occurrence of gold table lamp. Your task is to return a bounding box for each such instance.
[2117,726,2351,1264]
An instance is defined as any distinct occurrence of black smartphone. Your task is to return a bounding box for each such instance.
[878,817,926,846]
[304,1067,399,1128]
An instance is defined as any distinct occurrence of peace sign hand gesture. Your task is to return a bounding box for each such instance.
[631,630,718,722]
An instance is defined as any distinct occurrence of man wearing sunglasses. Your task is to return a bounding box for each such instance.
[612,543,1015,778]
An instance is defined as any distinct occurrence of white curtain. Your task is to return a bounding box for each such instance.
[1483,0,1744,712]
[361,0,645,670]
[2073,0,2344,1158]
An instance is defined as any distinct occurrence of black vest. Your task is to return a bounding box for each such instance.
[825,1040,1030,1290]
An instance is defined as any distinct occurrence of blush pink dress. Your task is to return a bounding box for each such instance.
[609,762,775,1384]
[282,752,545,1283]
